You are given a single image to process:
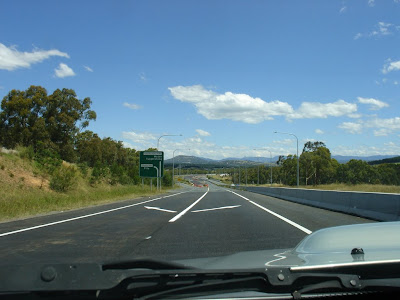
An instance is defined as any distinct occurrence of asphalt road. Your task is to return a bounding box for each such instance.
[0,177,373,265]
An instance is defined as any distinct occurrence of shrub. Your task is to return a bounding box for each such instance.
[90,162,109,185]
[50,165,78,192]
[34,148,62,174]
[78,162,89,178]
[16,145,35,160]
[162,170,172,186]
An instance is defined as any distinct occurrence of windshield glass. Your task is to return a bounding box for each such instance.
[0,0,399,270]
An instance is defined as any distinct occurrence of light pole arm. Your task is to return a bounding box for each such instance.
[157,134,183,150]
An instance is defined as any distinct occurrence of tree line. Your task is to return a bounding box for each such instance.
[1,86,398,190]
[227,141,400,186]
[0,86,171,191]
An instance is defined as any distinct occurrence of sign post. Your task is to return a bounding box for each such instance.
[140,151,164,191]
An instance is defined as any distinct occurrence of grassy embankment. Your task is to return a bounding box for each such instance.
[208,175,400,193]
[208,174,232,184]
[0,151,174,222]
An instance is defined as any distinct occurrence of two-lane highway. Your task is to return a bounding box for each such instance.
[0,178,373,265]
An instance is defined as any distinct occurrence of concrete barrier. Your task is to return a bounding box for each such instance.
[241,186,400,221]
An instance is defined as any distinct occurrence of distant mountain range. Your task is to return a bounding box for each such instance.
[164,155,262,167]
[332,155,398,163]
[164,154,399,167]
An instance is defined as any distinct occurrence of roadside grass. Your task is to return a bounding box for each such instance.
[0,183,167,222]
[208,174,231,183]
[175,176,192,185]
[0,152,172,222]
[300,183,400,194]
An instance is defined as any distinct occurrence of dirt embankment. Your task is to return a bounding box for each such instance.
[0,153,49,190]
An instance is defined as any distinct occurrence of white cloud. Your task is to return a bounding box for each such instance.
[122,141,135,149]
[315,129,324,134]
[339,6,347,13]
[288,100,357,119]
[332,144,400,156]
[196,129,211,136]
[272,138,295,146]
[338,122,363,134]
[377,22,392,35]
[368,0,375,7]
[123,102,142,110]
[169,85,357,123]
[367,117,400,136]
[139,72,147,82]
[121,130,274,159]
[84,65,93,72]
[188,137,203,143]
[169,85,294,124]
[355,21,396,39]
[54,63,75,78]
[122,131,157,149]
[0,43,69,71]
[348,113,362,118]
[358,97,389,110]
[373,129,390,136]
[339,117,400,136]
[122,129,399,159]
[382,59,400,74]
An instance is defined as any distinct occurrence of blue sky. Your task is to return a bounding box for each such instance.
[1,0,400,159]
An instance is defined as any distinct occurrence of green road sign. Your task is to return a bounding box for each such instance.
[139,151,164,178]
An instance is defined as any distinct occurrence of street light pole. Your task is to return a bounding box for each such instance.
[156,134,183,190]
[274,131,299,187]
[173,148,190,187]
[269,151,272,186]
[245,166,247,186]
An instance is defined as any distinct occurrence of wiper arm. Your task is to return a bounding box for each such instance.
[134,275,269,300]
[127,268,400,300]
[99,270,270,300]
[129,272,351,300]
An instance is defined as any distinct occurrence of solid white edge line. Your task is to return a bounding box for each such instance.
[0,191,187,238]
[169,187,209,222]
[227,190,312,235]
[191,205,241,213]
